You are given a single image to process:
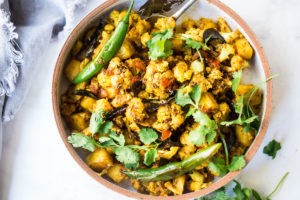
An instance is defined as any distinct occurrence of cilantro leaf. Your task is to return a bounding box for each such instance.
[208,157,228,177]
[190,84,202,105]
[114,146,140,169]
[189,125,216,145]
[147,28,174,60]
[232,70,242,95]
[138,128,158,145]
[263,139,281,159]
[89,111,106,134]
[212,187,232,200]
[186,107,196,118]
[68,133,97,152]
[143,149,157,166]
[192,111,216,127]
[175,89,193,107]
[233,180,250,200]
[184,38,206,49]
[108,131,125,146]
[98,121,113,134]
[98,136,116,147]
[228,156,246,172]
[252,190,263,200]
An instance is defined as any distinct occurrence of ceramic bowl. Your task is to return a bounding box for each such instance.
[52,0,272,199]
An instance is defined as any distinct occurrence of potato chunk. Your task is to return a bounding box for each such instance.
[86,149,113,172]
[116,39,135,60]
[164,175,186,195]
[235,38,253,59]
[235,125,254,147]
[107,164,127,183]
[69,112,90,131]
[199,92,219,113]
[80,97,97,112]
[65,59,81,81]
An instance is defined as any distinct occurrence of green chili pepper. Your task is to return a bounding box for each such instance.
[123,143,222,181]
[73,0,135,84]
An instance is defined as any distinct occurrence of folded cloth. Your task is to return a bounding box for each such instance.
[0,0,88,159]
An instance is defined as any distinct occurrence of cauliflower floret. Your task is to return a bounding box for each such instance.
[152,102,184,132]
[164,175,186,195]
[217,43,235,62]
[141,32,151,47]
[125,97,146,122]
[144,60,175,99]
[97,57,133,91]
[128,19,151,46]
[213,102,230,122]
[216,17,231,33]
[180,131,193,146]
[181,19,197,31]
[197,18,217,30]
[190,73,212,93]
[185,28,203,42]
[235,38,253,59]
[178,145,196,160]
[154,17,176,31]
[173,61,193,83]
[111,93,132,108]
[158,147,179,160]
[221,29,241,44]
[231,55,250,71]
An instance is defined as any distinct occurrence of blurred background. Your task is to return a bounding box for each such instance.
[0,0,299,199]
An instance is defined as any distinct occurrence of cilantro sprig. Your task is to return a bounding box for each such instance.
[68,110,160,169]
[146,28,173,60]
[208,155,246,177]
[175,85,217,146]
[196,172,289,200]
[146,29,210,61]
[221,72,278,133]
[263,139,281,159]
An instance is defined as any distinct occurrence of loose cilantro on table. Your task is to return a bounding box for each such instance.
[68,110,160,169]
[195,172,289,200]
[263,139,281,159]
[146,28,173,60]
[175,85,217,146]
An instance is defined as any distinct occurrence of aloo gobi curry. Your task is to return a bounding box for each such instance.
[61,0,265,196]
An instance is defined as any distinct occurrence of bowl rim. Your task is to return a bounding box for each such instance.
[52,0,272,199]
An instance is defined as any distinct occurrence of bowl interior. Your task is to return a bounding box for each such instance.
[53,0,271,199]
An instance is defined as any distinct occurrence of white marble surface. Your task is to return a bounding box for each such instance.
[1,0,300,199]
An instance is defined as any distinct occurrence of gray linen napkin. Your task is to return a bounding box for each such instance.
[0,0,87,158]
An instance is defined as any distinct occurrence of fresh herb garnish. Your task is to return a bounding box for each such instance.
[263,139,281,159]
[231,70,242,95]
[69,111,159,169]
[175,85,217,145]
[195,172,289,200]
[221,74,278,133]
[138,128,159,145]
[208,155,246,176]
[146,28,173,60]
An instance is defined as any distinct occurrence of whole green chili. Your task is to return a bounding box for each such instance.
[123,143,222,181]
[73,0,135,84]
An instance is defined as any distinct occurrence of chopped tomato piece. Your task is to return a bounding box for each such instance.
[161,78,174,89]
[131,76,140,84]
[135,61,146,70]
[161,130,172,141]
[206,58,221,69]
